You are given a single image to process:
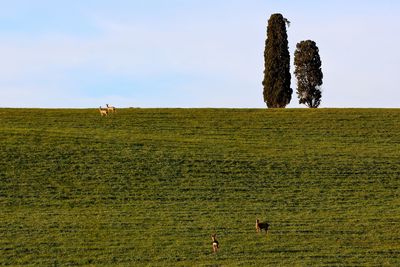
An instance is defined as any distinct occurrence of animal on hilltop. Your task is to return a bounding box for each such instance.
[106,104,116,113]
[256,219,269,234]
[99,106,108,116]
[211,234,219,253]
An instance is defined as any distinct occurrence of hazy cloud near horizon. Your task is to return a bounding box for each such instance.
[0,1,399,108]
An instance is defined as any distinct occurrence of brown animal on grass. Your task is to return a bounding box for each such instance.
[211,234,219,253]
[106,104,116,113]
[256,219,269,234]
[99,106,108,116]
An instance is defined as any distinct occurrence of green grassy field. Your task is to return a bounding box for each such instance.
[1,108,399,266]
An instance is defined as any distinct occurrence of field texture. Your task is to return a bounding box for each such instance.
[0,108,399,266]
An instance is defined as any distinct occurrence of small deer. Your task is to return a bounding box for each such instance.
[99,106,108,116]
[211,234,219,253]
[256,219,269,234]
[106,104,116,113]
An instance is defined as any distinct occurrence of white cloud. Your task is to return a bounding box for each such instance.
[0,11,267,107]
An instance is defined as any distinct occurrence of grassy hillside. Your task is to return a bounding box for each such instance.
[0,108,399,266]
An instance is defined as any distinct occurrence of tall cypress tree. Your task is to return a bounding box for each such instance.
[294,40,323,108]
[262,13,292,108]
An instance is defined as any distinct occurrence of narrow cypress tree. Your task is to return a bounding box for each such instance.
[262,13,292,108]
[294,40,323,108]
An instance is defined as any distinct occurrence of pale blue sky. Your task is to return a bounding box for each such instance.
[0,1,399,108]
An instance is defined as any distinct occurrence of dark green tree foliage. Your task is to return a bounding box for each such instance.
[294,40,323,108]
[262,13,292,108]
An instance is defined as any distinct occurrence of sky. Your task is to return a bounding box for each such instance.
[0,0,399,108]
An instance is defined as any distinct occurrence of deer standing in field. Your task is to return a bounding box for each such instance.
[106,104,116,113]
[99,106,108,116]
[211,234,219,253]
[256,219,269,234]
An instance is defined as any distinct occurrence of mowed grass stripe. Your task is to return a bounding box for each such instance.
[0,108,399,266]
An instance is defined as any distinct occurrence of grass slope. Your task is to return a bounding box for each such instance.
[0,108,399,266]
